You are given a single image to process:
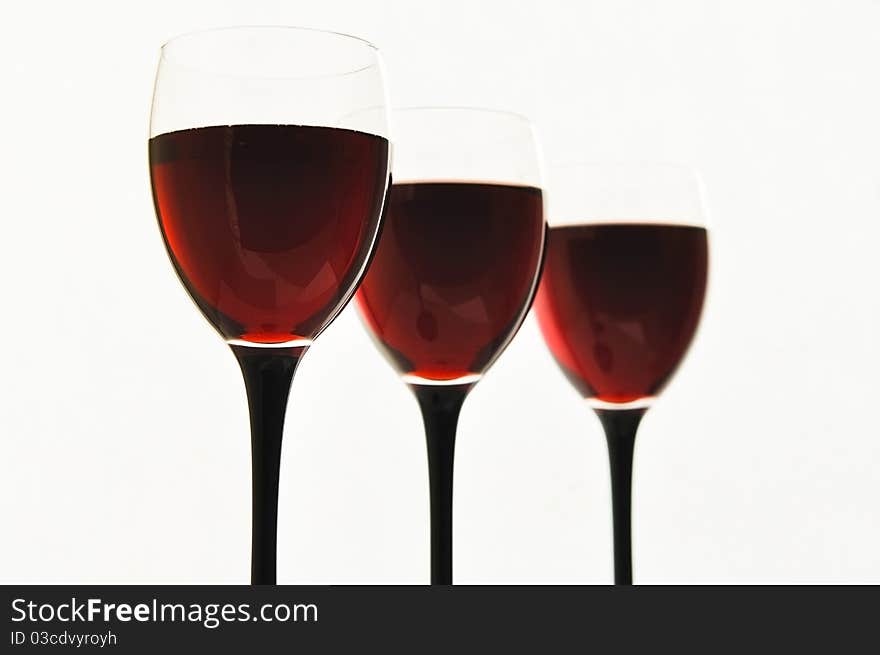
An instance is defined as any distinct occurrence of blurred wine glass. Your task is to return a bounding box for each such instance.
[356,107,546,584]
[534,162,710,584]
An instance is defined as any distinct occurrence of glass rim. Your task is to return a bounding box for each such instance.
[547,160,701,175]
[161,24,379,52]
[158,25,381,79]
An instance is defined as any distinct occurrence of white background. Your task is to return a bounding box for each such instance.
[1,0,878,584]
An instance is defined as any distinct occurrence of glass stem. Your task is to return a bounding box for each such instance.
[594,407,646,585]
[411,383,473,585]
[231,344,306,585]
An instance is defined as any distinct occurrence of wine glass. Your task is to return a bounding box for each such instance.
[355,107,546,584]
[148,27,390,584]
[534,162,709,584]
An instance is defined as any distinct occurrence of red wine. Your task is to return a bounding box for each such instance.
[149,124,389,344]
[535,223,708,404]
[356,182,545,382]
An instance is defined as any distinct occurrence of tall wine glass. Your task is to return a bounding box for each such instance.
[355,108,546,585]
[148,27,390,584]
[534,162,709,584]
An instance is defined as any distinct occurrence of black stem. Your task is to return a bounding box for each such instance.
[410,383,473,585]
[594,407,646,586]
[231,344,306,585]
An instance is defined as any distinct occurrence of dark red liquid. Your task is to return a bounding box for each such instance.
[149,124,389,344]
[356,182,545,381]
[534,223,708,404]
